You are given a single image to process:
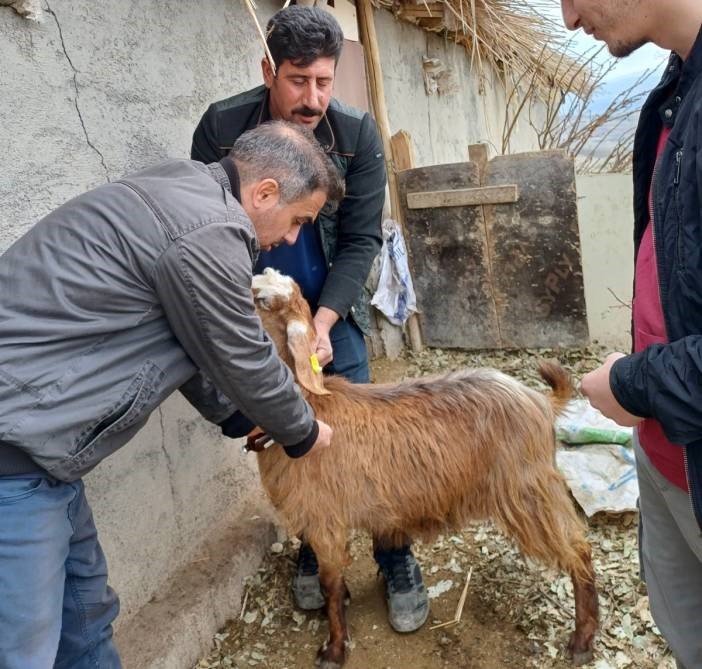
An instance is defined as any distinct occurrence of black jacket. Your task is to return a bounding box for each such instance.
[610,27,702,528]
[191,86,386,333]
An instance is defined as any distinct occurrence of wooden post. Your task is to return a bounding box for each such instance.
[468,143,489,183]
[357,0,423,351]
[356,0,401,220]
[390,130,423,352]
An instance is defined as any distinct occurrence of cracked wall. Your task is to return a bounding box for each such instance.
[1,0,551,656]
[0,0,282,643]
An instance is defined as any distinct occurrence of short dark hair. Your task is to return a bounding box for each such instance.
[229,121,345,208]
[266,5,344,69]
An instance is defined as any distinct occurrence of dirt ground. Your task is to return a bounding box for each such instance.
[195,347,676,669]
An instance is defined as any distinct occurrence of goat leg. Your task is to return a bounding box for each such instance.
[316,564,350,669]
[567,557,599,666]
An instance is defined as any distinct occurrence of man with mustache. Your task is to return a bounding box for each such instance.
[562,1,702,666]
[191,4,429,634]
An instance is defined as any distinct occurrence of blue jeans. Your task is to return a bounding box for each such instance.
[0,474,121,669]
[325,318,369,383]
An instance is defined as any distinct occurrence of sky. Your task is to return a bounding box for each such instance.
[542,3,668,84]
[539,2,669,157]
[547,0,668,111]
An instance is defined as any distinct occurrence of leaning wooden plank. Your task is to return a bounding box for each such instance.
[407,184,519,209]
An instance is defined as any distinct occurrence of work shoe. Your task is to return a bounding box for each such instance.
[374,545,429,633]
[292,542,325,610]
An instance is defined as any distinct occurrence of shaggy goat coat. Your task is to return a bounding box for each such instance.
[251,268,598,667]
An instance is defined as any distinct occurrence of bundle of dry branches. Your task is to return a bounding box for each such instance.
[376,0,587,96]
[501,42,660,173]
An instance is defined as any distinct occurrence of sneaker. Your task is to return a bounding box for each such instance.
[374,545,429,633]
[292,542,325,610]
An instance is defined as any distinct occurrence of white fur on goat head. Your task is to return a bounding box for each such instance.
[251,268,294,308]
[252,268,330,396]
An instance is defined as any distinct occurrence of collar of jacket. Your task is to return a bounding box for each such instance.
[642,24,702,129]
[218,157,242,202]
[632,27,702,249]
[255,88,337,153]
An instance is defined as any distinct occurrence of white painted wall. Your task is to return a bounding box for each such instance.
[576,173,635,351]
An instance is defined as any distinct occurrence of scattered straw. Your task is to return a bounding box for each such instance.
[376,0,589,96]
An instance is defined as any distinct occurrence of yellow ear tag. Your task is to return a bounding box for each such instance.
[310,354,322,374]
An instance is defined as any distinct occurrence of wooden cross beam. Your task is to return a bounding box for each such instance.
[406,184,519,210]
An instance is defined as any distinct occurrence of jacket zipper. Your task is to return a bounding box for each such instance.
[649,153,696,505]
[652,149,701,527]
[674,149,683,185]
[648,161,666,336]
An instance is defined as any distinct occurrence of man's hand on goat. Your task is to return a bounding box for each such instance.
[313,307,339,367]
[580,353,643,427]
[310,420,333,454]
[245,421,333,455]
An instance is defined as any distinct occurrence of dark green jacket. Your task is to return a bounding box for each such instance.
[191,85,386,333]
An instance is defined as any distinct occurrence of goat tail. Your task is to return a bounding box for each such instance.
[538,360,574,416]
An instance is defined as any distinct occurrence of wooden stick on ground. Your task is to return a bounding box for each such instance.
[239,587,250,620]
[429,567,474,630]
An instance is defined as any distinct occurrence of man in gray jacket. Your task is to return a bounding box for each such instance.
[0,121,338,669]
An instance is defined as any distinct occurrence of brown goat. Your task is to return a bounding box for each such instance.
[251,268,598,669]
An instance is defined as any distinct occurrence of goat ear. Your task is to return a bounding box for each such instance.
[286,320,331,396]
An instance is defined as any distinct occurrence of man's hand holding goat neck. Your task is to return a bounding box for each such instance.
[311,420,333,453]
[580,353,643,427]
[248,421,333,455]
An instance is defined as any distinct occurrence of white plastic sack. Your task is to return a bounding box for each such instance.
[370,219,417,326]
[555,400,638,516]
[556,444,638,517]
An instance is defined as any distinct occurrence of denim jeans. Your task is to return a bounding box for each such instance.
[325,318,369,383]
[0,474,121,669]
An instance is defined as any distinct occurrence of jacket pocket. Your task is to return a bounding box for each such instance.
[65,360,165,475]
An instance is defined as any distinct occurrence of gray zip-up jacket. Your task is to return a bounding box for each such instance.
[0,159,315,481]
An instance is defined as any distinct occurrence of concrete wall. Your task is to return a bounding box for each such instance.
[575,173,635,350]
[1,0,546,664]
[0,1,281,666]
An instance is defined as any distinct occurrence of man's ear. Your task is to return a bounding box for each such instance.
[251,178,281,212]
[286,320,330,396]
[262,57,274,88]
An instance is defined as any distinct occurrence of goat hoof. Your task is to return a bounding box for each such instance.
[570,648,594,666]
[317,661,342,669]
[567,635,594,666]
[316,643,345,669]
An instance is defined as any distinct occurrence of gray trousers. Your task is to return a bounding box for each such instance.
[635,438,702,669]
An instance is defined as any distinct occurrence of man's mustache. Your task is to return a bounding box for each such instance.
[292,106,323,118]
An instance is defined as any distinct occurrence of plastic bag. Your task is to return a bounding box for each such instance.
[370,219,417,326]
[556,399,633,447]
[555,400,637,516]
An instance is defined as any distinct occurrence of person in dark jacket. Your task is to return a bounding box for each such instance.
[0,122,337,669]
[562,1,702,666]
[191,5,429,634]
